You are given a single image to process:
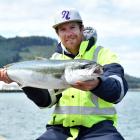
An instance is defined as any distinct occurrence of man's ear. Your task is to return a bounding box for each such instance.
[80,25,84,31]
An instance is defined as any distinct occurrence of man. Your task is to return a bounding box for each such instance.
[0,9,128,140]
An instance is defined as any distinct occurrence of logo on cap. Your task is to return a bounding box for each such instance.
[62,10,70,20]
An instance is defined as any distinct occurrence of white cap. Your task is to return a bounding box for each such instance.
[52,9,82,28]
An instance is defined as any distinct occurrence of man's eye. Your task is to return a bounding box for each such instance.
[59,28,65,32]
[71,26,75,29]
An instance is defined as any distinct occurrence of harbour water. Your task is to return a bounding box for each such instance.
[0,91,140,140]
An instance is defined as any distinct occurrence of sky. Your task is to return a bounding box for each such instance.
[0,0,140,77]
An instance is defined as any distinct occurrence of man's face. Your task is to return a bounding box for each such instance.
[57,22,83,54]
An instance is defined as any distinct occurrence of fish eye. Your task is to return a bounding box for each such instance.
[94,67,103,74]
[80,64,90,69]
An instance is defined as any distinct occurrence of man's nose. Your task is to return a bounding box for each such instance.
[65,30,73,37]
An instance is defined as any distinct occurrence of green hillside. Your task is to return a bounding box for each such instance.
[0,35,57,67]
[125,74,140,89]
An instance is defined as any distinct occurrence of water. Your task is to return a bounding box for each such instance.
[116,91,140,140]
[0,92,54,140]
[0,91,139,140]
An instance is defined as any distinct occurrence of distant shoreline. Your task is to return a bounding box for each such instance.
[0,88,140,93]
[128,88,140,92]
[0,90,23,93]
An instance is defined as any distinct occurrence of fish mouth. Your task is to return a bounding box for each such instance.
[94,66,103,74]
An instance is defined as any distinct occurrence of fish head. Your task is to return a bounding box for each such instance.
[65,61,103,84]
[73,60,103,75]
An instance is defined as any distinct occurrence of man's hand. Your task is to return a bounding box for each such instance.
[0,68,13,83]
[72,79,100,91]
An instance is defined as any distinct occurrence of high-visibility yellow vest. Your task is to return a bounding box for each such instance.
[48,39,119,128]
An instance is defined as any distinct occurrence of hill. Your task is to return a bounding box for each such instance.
[0,35,57,67]
[0,35,140,89]
[125,74,140,89]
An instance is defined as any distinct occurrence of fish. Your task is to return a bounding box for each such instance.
[5,59,103,89]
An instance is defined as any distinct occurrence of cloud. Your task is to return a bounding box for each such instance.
[107,45,140,77]
[112,0,140,9]
[0,0,140,38]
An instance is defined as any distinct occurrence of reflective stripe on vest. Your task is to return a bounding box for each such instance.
[109,75,125,103]
[54,106,116,115]
[93,46,116,114]
[93,46,103,62]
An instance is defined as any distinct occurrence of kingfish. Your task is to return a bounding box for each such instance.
[5,59,103,89]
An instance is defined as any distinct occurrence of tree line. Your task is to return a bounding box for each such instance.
[0,35,57,67]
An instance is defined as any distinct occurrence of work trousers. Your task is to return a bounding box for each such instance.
[36,120,124,140]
